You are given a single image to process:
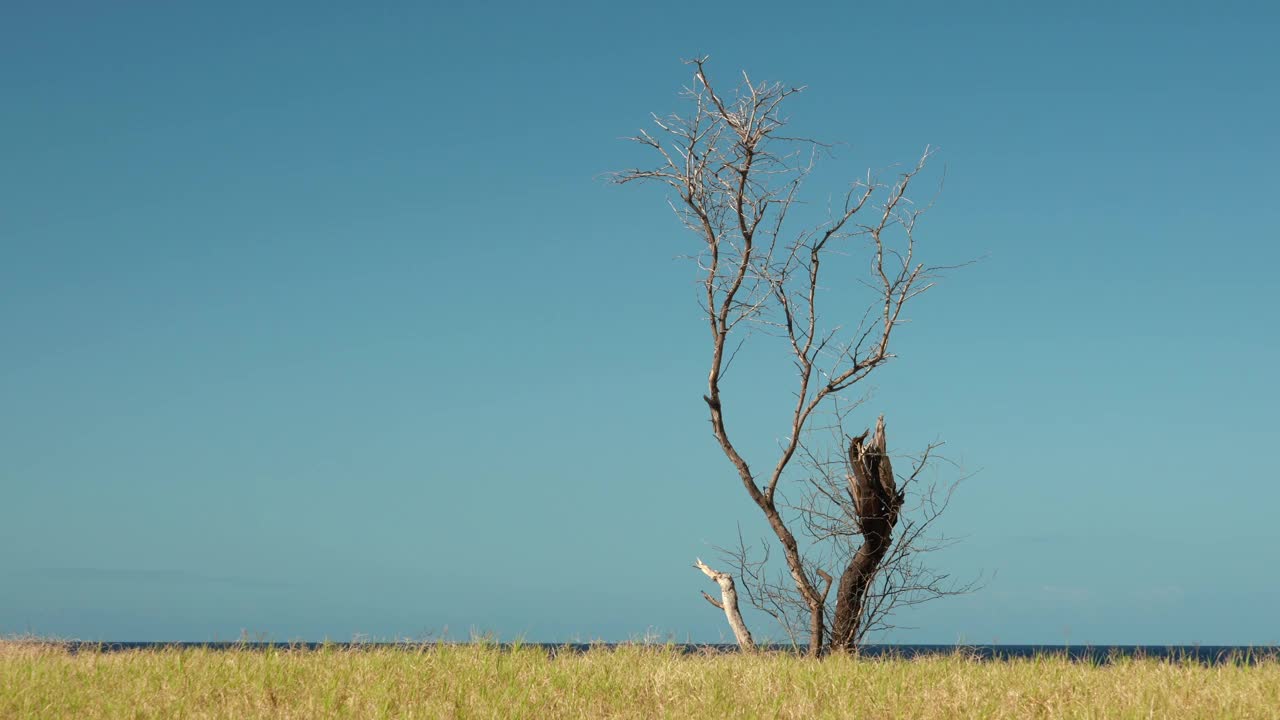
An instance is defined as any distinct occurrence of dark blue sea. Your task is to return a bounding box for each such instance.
[54,642,1279,665]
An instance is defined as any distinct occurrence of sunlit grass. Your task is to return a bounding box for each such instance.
[3,639,1278,718]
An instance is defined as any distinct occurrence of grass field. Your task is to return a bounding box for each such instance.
[3,640,1279,719]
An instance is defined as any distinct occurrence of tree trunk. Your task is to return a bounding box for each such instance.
[830,416,904,651]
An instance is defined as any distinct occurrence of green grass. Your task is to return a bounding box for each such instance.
[3,640,1279,719]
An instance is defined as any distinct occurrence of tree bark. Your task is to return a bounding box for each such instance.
[830,416,905,651]
[695,558,755,650]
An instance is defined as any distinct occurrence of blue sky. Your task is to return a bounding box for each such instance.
[2,1,1278,645]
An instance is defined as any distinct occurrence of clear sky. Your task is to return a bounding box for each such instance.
[3,1,1278,645]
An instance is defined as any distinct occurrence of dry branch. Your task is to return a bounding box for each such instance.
[694,558,755,649]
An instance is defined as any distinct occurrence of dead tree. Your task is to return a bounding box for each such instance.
[615,58,969,655]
